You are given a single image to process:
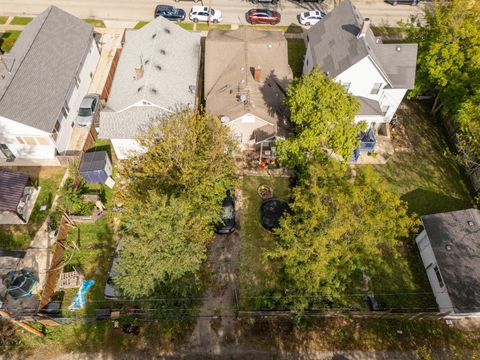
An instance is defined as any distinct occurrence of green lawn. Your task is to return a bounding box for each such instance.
[239,175,290,309]
[374,101,473,217]
[287,38,306,78]
[84,18,106,28]
[371,26,405,38]
[0,167,65,249]
[177,22,194,31]
[10,16,33,25]
[0,16,9,25]
[134,21,149,29]
[239,24,304,33]
[0,30,22,53]
[195,23,231,31]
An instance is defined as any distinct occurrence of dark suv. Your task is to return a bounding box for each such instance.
[154,5,186,20]
[250,0,278,4]
[385,0,419,5]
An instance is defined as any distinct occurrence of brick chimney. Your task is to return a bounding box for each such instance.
[357,18,370,39]
[254,65,262,82]
[135,64,144,80]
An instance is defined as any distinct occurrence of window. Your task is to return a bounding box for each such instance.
[434,266,445,288]
[64,101,70,113]
[381,105,390,114]
[16,137,26,144]
[54,120,61,132]
[342,82,351,91]
[370,82,382,95]
[75,76,81,88]
[23,137,36,145]
[36,137,49,145]
[61,106,68,118]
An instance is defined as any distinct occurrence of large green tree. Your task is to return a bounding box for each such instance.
[114,109,237,297]
[265,157,418,312]
[276,67,364,167]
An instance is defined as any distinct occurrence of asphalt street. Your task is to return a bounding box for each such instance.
[0,0,423,26]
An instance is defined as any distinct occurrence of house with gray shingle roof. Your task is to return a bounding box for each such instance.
[98,16,201,160]
[0,6,100,164]
[304,0,417,125]
[416,209,480,317]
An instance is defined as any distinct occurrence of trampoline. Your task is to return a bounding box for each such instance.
[260,198,290,231]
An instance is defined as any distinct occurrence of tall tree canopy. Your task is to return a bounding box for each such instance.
[265,157,418,312]
[114,109,237,297]
[276,67,364,167]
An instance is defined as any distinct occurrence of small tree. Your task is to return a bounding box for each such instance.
[265,157,418,312]
[277,67,364,168]
[115,108,237,297]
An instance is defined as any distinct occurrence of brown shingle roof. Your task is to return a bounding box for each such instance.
[204,27,292,127]
[0,171,28,212]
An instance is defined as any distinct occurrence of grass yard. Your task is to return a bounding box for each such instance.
[134,21,149,29]
[287,38,306,78]
[239,24,304,33]
[84,18,106,28]
[10,16,33,25]
[195,23,231,31]
[0,16,8,25]
[374,101,473,217]
[239,175,291,309]
[177,22,194,31]
[0,167,65,249]
[0,30,22,53]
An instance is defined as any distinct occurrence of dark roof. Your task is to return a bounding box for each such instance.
[0,171,29,212]
[357,96,382,116]
[0,6,93,132]
[307,0,417,89]
[421,209,480,313]
[79,151,109,172]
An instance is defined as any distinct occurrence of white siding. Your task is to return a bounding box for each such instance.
[111,138,145,160]
[415,230,455,313]
[226,114,271,151]
[55,38,100,153]
[0,115,56,159]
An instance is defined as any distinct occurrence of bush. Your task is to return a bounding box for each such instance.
[58,178,95,216]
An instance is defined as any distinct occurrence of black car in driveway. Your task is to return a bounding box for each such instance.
[215,192,236,234]
[385,0,419,5]
[154,5,186,20]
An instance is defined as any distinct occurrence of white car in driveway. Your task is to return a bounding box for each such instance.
[298,10,326,26]
[189,6,223,23]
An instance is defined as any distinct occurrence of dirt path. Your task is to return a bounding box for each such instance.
[184,190,244,355]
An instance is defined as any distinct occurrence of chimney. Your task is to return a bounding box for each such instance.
[135,64,144,80]
[357,18,370,39]
[254,65,262,82]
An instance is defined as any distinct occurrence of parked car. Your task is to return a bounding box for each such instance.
[154,5,186,21]
[250,0,278,5]
[294,0,324,2]
[76,93,100,127]
[298,10,326,26]
[214,191,236,234]
[189,6,223,23]
[104,241,123,300]
[385,0,419,5]
[246,9,281,25]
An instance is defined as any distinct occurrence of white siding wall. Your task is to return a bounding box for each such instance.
[226,114,271,150]
[416,230,455,313]
[56,38,100,153]
[0,115,56,159]
[111,138,145,160]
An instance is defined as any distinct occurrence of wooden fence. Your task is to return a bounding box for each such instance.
[101,48,122,102]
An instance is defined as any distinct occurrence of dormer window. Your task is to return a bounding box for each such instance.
[370,82,382,95]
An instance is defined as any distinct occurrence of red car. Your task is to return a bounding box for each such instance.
[246,9,281,25]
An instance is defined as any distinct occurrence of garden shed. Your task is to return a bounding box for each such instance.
[0,170,35,223]
[79,151,112,184]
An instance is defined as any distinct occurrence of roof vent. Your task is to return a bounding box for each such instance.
[445,244,452,251]
[357,18,370,39]
[219,84,231,93]
[237,94,247,103]
[468,220,474,226]
[268,44,272,49]
[144,59,150,65]
[189,85,196,94]
[137,86,143,93]
[160,49,166,55]
[152,33,157,39]
[396,46,402,52]
[150,88,157,95]
[220,116,230,124]
[154,64,162,71]
[164,27,171,34]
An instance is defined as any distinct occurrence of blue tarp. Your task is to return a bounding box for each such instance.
[69,279,95,310]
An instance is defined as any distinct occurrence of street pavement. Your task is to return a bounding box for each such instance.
[0,0,423,27]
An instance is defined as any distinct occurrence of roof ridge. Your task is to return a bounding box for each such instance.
[0,6,53,105]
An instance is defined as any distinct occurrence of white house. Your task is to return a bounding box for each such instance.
[98,17,201,160]
[303,0,417,125]
[204,28,292,154]
[0,6,100,164]
[416,208,480,317]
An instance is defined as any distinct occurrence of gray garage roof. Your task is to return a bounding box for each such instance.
[99,106,165,139]
[0,6,94,132]
[0,170,29,212]
[307,0,417,89]
[105,16,201,112]
[421,209,480,313]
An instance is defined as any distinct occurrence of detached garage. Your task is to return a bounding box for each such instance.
[416,208,480,317]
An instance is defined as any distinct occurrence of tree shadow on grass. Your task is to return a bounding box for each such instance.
[401,188,472,217]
